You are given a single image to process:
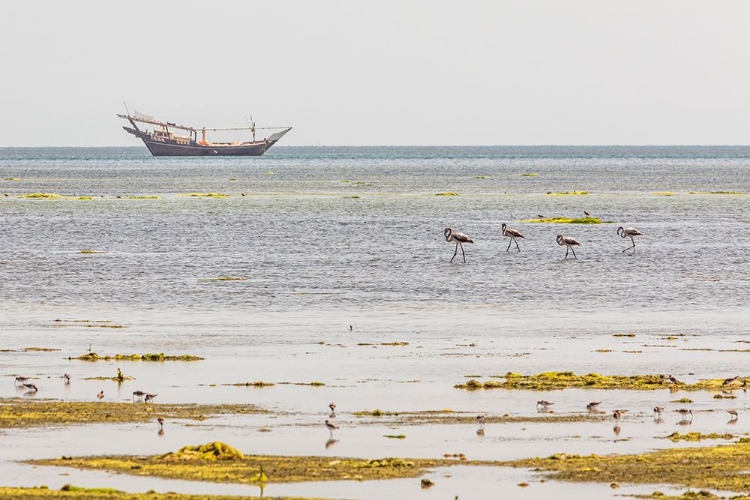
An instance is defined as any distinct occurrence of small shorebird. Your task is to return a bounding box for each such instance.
[722,376,740,387]
[329,402,336,413]
[675,408,693,420]
[583,210,590,216]
[63,374,71,384]
[653,406,665,416]
[665,374,682,385]
[444,227,474,263]
[536,400,554,410]
[144,393,158,403]
[501,223,525,252]
[586,401,602,411]
[727,409,739,420]
[476,414,486,430]
[616,226,643,253]
[612,410,621,420]
[556,234,581,259]
[14,376,29,386]
[325,419,339,436]
[97,390,104,401]
[132,390,146,402]
[23,383,38,393]
[157,417,165,429]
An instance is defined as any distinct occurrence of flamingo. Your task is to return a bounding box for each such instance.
[616,226,643,253]
[444,228,473,263]
[501,223,524,252]
[556,235,581,259]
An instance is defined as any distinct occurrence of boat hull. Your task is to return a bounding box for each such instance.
[122,126,289,157]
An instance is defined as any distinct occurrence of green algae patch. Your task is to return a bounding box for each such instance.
[4,177,21,181]
[690,191,743,195]
[163,442,244,461]
[435,192,459,196]
[78,249,105,254]
[664,432,735,442]
[520,173,538,177]
[76,196,93,200]
[653,191,676,196]
[0,399,264,429]
[32,446,455,484]
[384,435,406,439]
[0,487,323,500]
[474,175,491,179]
[127,195,161,199]
[547,190,589,196]
[499,441,750,494]
[74,353,203,362]
[613,333,636,337]
[179,192,229,198]
[21,193,62,199]
[225,381,275,387]
[454,372,744,391]
[521,217,601,224]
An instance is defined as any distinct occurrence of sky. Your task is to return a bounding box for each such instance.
[1,1,749,147]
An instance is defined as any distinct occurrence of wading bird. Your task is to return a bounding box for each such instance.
[536,400,554,410]
[444,227,473,263]
[23,383,38,393]
[676,408,693,420]
[144,393,158,403]
[14,376,29,386]
[728,409,739,420]
[586,401,602,411]
[722,376,740,387]
[616,226,643,253]
[653,406,665,416]
[325,419,339,437]
[132,390,146,402]
[97,390,104,401]
[476,414,486,431]
[556,234,581,259]
[613,409,621,420]
[63,374,71,384]
[501,223,525,252]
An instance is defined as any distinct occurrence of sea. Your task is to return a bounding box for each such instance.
[0,146,749,499]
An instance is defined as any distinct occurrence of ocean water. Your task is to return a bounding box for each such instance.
[1,146,749,499]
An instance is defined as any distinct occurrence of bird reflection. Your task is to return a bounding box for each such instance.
[676,419,692,426]
[727,418,738,426]
[325,438,339,449]
[613,425,621,436]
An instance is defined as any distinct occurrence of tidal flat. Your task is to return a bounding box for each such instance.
[2,146,750,499]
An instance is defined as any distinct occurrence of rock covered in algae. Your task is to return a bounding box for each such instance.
[161,442,245,461]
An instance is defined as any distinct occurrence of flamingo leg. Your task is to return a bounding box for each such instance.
[450,242,458,263]
[506,239,512,252]
[564,247,569,259]
[460,242,466,263]
[514,238,521,252]
[571,247,577,259]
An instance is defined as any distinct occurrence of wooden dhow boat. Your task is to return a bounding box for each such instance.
[117,109,291,156]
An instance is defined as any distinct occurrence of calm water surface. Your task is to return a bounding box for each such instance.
[0,146,749,499]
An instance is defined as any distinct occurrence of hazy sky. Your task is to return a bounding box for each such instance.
[1,1,748,146]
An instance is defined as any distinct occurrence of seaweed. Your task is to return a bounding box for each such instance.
[31,443,454,484]
[454,372,744,391]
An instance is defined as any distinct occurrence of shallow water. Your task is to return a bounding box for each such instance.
[1,146,750,499]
